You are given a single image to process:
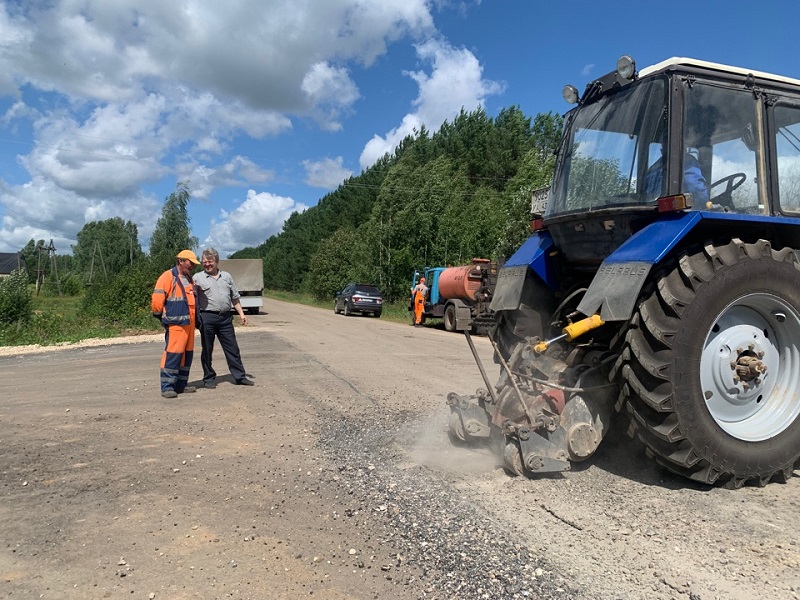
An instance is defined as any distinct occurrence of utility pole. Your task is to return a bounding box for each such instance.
[46,239,62,296]
[35,240,45,296]
[87,241,108,285]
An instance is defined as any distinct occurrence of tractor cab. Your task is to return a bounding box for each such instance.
[544,55,800,265]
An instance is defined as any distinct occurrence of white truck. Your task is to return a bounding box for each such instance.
[218,258,264,315]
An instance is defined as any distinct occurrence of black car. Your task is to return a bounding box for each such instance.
[334,283,383,317]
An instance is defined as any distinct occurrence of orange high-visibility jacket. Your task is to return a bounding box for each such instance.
[152,267,196,326]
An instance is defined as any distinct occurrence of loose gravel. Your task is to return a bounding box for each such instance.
[316,407,581,599]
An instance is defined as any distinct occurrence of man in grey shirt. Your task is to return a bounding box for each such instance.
[193,247,254,388]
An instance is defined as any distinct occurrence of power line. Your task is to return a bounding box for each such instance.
[0,198,56,230]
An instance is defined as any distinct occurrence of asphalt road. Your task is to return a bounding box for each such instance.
[2,299,799,600]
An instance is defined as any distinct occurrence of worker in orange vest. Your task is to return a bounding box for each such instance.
[411,276,428,327]
[152,250,200,398]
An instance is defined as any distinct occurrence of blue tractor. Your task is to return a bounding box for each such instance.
[448,56,800,487]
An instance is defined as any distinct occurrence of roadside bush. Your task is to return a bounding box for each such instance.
[0,269,33,324]
[83,257,163,328]
[60,273,84,297]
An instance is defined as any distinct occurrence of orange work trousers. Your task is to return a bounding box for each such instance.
[413,291,425,325]
[160,323,195,393]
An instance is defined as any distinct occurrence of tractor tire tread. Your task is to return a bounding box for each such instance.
[620,239,800,487]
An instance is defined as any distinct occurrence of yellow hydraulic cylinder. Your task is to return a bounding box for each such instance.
[533,314,606,354]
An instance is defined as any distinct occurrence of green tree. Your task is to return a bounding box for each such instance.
[245,155,392,293]
[19,239,45,284]
[496,112,563,259]
[149,182,198,266]
[82,256,163,327]
[230,106,562,300]
[0,269,33,324]
[72,218,143,282]
[307,229,360,300]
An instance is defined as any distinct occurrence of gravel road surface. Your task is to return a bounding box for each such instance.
[1,299,799,599]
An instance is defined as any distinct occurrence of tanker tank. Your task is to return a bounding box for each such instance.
[437,259,492,302]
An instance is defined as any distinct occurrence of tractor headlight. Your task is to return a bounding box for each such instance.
[562,84,579,105]
[616,55,636,80]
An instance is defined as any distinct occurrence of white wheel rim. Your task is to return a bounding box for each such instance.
[701,293,800,441]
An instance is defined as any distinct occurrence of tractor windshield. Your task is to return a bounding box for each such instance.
[548,77,667,217]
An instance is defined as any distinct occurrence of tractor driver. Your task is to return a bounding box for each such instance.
[643,149,709,205]
[644,101,721,206]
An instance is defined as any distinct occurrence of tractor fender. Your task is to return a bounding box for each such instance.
[577,212,702,321]
[491,232,557,312]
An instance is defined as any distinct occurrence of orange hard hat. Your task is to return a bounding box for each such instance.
[176,249,200,265]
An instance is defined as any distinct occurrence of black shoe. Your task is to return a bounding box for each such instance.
[203,381,217,389]
[236,378,254,386]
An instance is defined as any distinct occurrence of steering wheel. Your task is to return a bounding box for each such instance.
[709,172,747,208]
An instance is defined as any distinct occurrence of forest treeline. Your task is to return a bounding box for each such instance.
[3,106,562,341]
[232,106,563,301]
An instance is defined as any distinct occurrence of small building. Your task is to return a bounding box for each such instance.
[0,253,27,278]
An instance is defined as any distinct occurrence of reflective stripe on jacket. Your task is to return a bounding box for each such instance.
[152,267,195,326]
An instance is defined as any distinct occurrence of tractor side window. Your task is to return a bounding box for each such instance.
[684,84,760,212]
[774,103,800,213]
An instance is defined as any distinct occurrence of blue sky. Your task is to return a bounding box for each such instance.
[0,0,797,257]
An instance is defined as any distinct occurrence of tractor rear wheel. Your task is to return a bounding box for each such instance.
[617,239,800,487]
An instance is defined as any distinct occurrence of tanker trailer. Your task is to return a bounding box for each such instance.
[410,259,497,332]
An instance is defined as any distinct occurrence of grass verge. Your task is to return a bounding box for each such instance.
[0,293,161,347]
[0,290,417,348]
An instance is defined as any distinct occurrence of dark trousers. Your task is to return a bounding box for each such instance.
[199,312,246,384]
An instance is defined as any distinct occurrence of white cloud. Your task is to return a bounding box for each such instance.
[202,189,309,257]
[303,157,353,189]
[0,177,160,253]
[21,98,170,198]
[302,62,360,131]
[0,1,434,114]
[359,38,503,169]
[360,113,424,168]
[159,89,293,148]
[0,0,439,253]
[2,101,39,127]
[177,156,274,200]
